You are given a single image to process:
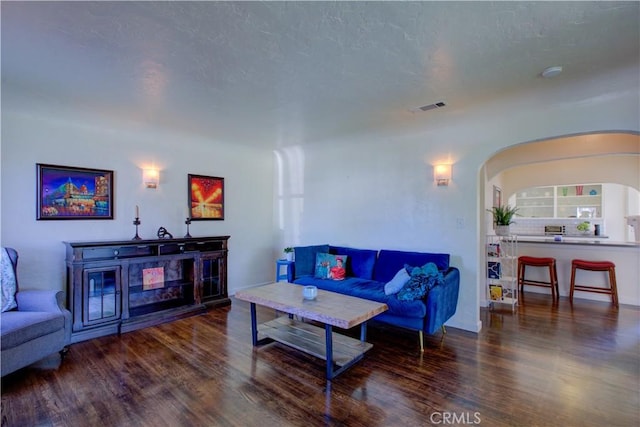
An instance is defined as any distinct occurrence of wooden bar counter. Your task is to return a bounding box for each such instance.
[515,235,639,306]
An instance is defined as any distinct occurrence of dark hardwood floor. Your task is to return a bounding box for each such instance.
[2,292,638,426]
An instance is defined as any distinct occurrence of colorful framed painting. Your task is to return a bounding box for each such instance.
[37,163,114,220]
[493,185,502,208]
[188,174,224,220]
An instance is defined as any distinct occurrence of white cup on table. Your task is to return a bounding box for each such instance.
[303,286,317,300]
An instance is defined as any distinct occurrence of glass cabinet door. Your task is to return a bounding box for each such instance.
[515,186,555,218]
[83,266,121,325]
[200,254,223,301]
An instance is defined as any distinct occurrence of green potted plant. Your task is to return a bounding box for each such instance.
[488,205,519,236]
[283,246,294,261]
[577,221,591,235]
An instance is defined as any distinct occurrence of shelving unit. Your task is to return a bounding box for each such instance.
[515,186,554,218]
[556,184,602,218]
[65,236,229,343]
[515,184,602,218]
[486,235,518,312]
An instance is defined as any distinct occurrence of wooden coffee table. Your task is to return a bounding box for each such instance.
[235,282,388,380]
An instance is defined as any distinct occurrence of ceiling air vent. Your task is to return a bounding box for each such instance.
[417,101,446,112]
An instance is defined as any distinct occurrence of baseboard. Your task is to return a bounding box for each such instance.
[445,318,482,333]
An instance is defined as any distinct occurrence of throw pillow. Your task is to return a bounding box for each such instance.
[314,253,348,281]
[294,244,330,278]
[329,246,377,279]
[1,247,18,312]
[384,268,410,295]
[397,262,444,301]
[404,261,440,278]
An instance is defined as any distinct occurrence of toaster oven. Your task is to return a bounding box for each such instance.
[544,225,565,235]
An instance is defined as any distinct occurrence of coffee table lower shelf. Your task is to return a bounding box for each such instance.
[256,316,373,379]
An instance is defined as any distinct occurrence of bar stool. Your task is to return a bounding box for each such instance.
[570,259,618,307]
[518,256,559,300]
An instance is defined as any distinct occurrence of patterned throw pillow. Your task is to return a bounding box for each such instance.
[396,262,444,301]
[314,253,348,281]
[1,248,18,312]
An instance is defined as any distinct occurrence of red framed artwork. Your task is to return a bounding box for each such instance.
[188,174,224,220]
[37,163,114,220]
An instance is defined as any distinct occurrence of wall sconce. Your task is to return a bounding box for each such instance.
[143,168,159,189]
[434,164,452,186]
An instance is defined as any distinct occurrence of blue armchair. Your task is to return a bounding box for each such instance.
[1,247,71,377]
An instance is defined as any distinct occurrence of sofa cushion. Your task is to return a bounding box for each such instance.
[384,268,410,295]
[329,246,378,280]
[374,250,450,283]
[294,244,329,279]
[293,276,426,318]
[314,253,348,280]
[1,311,65,350]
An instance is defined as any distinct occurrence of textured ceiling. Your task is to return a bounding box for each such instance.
[2,1,639,146]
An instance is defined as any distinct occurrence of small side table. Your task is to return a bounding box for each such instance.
[276,259,294,282]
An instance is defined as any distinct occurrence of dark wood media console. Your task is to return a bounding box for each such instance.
[64,236,229,343]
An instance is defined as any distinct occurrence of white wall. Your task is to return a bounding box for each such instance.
[276,65,640,333]
[276,133,483,333]
[501,156,640,199]
[1,100,275,295]
[603,183,640,241]
[627,186,640,241]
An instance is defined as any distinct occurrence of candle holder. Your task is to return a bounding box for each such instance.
[132,217,141,240]
[184,218,192,238]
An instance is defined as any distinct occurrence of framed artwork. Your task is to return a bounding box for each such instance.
[489,284,503,301]
[142,267,165,290]
[188,174,224,220]
[487,243,500,257]
[37,163,114,220]
[493,185,502,208]
[487,261,501,279]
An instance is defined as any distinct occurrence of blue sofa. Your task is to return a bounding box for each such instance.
[291,244,460,351]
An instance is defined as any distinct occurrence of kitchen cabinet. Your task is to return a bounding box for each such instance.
[515,186,554,218]
[515,184,602,218]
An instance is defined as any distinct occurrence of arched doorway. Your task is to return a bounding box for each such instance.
[479,131,640,308]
